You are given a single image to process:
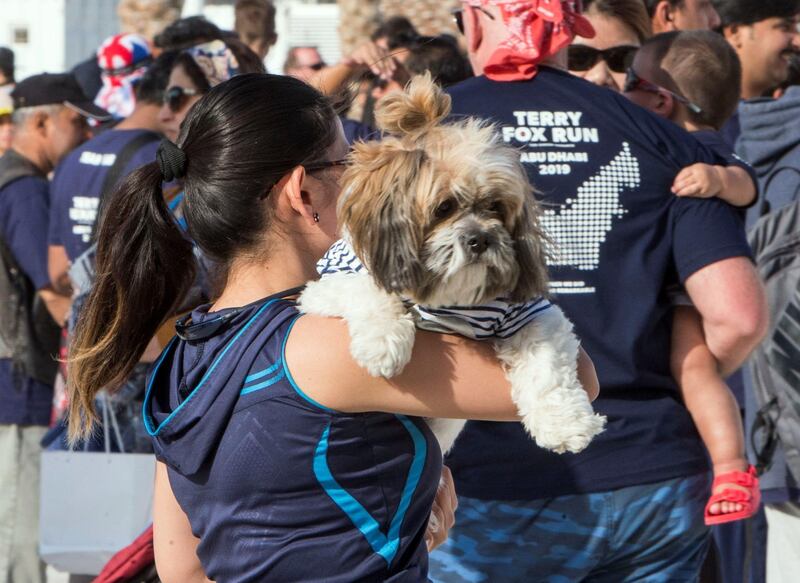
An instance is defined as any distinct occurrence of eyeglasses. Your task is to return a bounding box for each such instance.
[304,158,349,173]
[259,159,349,199]
[163,86,200,113]
[452,7,496,35]
[567,44,638,74]
[623,68,703,114]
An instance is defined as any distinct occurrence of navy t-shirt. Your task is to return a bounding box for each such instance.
[0,175,55,425]
[49,129,160,261]
[444,69,753,500]
[693,129,758,213]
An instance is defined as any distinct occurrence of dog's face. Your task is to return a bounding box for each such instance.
[339,119,550,307]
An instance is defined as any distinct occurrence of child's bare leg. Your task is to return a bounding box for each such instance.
[671,306,748,517]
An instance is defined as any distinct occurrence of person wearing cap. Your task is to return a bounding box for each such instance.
[0,92,12,156]
[0,73,108,583]
[428,2,767,580]
[0,47,14,90]
[716,0,800,147]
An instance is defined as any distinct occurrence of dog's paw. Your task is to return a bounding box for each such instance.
[524,389,606,454]
[349,313,417,377]
[425,418,467,455]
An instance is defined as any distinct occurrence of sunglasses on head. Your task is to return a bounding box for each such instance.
[567,44,638,74]
[623,68,703,114]
[163,85,200,113]
[451,6,496,35]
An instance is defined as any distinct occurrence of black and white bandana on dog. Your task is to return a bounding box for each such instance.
[317,239,553,340]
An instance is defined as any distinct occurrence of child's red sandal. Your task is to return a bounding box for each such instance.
[704,465,761,526]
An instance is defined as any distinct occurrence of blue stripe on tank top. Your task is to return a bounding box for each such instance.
[312,415,427,566]
[240,369,285,395]
[143,299,278,436]
[245,360,282,383]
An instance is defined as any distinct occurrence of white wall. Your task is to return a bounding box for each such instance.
[0,0,67,80]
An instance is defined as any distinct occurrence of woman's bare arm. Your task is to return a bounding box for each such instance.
[285,315,598,417]
[153,462,213,583]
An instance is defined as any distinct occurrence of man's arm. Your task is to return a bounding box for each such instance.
[684,256,768,376]
[48,244,72,296]
[38,286,71,328]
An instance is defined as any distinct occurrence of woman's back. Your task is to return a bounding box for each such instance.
[145,298,443,582]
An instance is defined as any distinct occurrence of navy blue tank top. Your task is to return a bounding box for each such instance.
[143,298,442,582]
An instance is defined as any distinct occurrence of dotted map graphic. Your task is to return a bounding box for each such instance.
[541,142,640,270]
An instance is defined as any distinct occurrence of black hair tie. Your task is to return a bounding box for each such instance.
[156,139,188,182]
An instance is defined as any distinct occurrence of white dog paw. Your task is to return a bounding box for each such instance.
[524,390,606,454]
[425,418,466,455]
[349,314,417,377]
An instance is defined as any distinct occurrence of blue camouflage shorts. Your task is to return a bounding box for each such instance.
[429,473,710,583]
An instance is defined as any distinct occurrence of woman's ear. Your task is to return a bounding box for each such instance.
[278,165,317,227]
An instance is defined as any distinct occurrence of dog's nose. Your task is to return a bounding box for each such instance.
[467,233,490,255]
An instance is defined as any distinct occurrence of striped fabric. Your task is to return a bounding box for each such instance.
[316,239,552,340]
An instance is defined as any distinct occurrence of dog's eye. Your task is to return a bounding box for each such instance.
[435,199,456,219]
[488,201,503,215]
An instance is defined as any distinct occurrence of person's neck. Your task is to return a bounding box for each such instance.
[682,119,714,133]
[212,236,321,310]
[741,75,768,100]
[115,103,162,132]
[10,135,50,174]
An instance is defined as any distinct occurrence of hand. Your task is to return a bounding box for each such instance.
[340,42,396,80]
[671,163,723,198]
[425,466,458,552]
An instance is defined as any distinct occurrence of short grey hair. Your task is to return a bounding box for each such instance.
[11,104,64,127]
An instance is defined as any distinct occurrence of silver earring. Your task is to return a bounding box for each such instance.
[313,212,320,223]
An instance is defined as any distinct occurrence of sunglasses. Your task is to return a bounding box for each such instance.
[452,6,496,35]
[567,44,638,74]
[259,159,349,199]
[163,86,200,113]
[623,68,703,114]
[304,158,349,173]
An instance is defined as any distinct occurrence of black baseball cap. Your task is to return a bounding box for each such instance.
[11,73,111,120]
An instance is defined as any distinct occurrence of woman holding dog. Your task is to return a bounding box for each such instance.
[67,73,598,582]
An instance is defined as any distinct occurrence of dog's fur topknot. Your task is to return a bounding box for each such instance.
[374,73,451,140]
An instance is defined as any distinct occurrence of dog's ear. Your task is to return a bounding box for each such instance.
[339,142,427,294]
[509,193,551,303]
[374,72,451,141]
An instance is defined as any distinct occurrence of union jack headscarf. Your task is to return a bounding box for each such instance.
[94,33,152,120]
[464,0,595,81]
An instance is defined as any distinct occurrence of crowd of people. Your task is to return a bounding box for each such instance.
[0,0,799,582]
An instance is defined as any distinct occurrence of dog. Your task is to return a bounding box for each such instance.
[299,74,606,454]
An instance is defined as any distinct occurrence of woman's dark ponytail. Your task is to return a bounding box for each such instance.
[68,161,195,443]
[67,73,339,443]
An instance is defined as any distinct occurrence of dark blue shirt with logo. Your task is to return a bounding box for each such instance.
[0,175,54,425]
[444,68,752,500]
[49,129,160,262]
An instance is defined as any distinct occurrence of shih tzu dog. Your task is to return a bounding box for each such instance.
[299,74,605,454]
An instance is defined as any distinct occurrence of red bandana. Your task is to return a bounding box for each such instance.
[466,0,595,81]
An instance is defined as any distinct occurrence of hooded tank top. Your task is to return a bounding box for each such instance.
[143,297,442,582]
